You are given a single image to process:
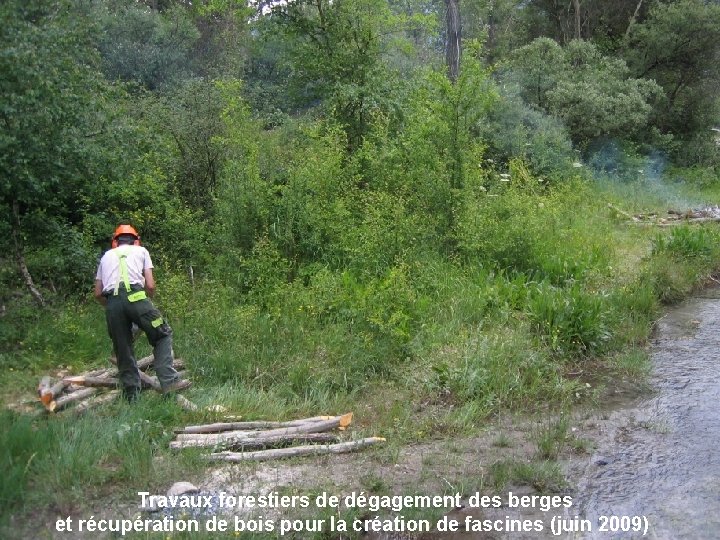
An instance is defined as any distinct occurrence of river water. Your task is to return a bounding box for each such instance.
[573,289,720,539]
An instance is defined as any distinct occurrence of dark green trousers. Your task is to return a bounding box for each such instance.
[105,289,178,399]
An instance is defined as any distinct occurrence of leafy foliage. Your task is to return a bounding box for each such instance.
[624,0,720,159]
[509,38,660,145]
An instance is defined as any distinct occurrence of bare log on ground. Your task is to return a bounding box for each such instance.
[224,433,339,451]
[139,371,161,391]
[74,390,120,414]
[63,376,119,388]
[608,203,639,221]
[206,437,385,462]
[38,377,70,409]
[52,387,98,412]
[170,414,353,450]
[37,376,52,398]
[83,367,115,378]
[175,415,342,435]
[176,394,199,412]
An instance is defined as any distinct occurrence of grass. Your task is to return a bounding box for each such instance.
[489,459,567,493]
[2,169,720,535]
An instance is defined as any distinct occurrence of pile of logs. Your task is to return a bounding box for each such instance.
[36,355,195,414]
[171,413,385,462]
[609,203,720,226]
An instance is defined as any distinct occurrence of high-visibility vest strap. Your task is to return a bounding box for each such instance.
[113,247,133,296]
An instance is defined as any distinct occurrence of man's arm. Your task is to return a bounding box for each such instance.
[94,279,107,306]
[144,268,156,298]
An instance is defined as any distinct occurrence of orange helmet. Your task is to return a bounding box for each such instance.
[111,224,141,248]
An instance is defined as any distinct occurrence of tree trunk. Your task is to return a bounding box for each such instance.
[625,0,644,38]
[572,0,581,40]
[11,200,45,308]
[445,0,461,82]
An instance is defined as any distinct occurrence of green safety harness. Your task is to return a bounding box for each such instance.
[112,246,147,303]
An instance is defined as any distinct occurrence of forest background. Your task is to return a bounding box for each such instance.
[2,0,720,532]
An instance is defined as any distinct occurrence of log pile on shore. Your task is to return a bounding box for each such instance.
[609,203,720,226]
[36,355,195,413]
[170,412,385,462]
[35,370,382,461]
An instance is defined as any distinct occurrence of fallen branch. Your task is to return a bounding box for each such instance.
[74,390,120,415]
[139,371,161,391]
[170,413,353,450]
[38,378,70,409]
[206,437,385,462]
[608,203,639,221]
[175,415,343,435]
[62,376,119,388]
[176,394,199,412]
[52,387,98,412]
[223,433,340,450]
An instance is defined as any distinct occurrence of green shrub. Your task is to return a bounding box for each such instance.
[652,225,720,260]
[527,282,611,354]
[432,327,567,413]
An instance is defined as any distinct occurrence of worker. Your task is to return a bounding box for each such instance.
[94,224,190,402]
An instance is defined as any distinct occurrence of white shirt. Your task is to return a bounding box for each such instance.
[95,245,153,294]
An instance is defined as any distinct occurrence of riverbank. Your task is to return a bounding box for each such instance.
[3,176,720,538]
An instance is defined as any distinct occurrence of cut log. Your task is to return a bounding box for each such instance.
[74,390,120,414]
[52,387,98,412]
[175,415,341,435]
[62,376,119,388]
[135,355,156,371]
[206,437,385,462]
[41,380,70,409]
[170,413,353,450]
[84,367,115,378]
[37,376,52,398]
[139,371,161,391]
[176,394,199,412]
[215,433,339,451]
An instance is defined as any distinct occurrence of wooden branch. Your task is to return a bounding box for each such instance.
[74,390,120,414]
[175,415,342,435]
[176,394,199,412]
[12,200,46,308]
[206,437,385,462]
[52,387,98,412]
[37,376,52,398]
[139,371,161,392]
[625,0,644,38]
[63,376,119,388]
[224,433,339,451]
[608,203,638,221]
[170,414,353,450]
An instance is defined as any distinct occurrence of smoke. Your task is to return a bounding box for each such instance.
[586,139,703,211]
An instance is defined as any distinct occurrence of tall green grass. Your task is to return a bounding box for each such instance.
[3,168,720,527]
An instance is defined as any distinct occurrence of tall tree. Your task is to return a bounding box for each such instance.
[509,38,660,146]
[0,0,126,302]
[445,0,461,81]
[267,0,408,150]
[624,0,720,143]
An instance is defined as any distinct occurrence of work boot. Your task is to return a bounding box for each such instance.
[162,379,192,395]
